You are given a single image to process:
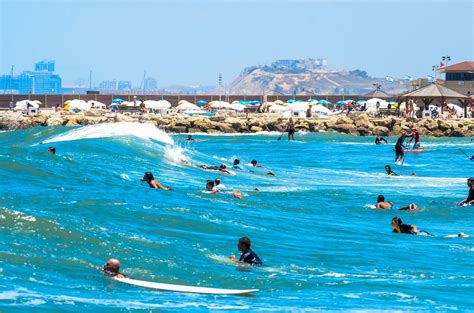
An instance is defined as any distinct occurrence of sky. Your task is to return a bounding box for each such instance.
[0,0,472,87]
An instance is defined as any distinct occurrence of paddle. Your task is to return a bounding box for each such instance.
[459,149,473,160]
[277,133,284,141]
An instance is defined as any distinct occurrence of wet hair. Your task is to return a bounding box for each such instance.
[215,178,221,185]
[219,164,227,169]
[206,180,214,190]
[377,195,385,203]
[143,172,154,182]
[48,146,56,154]
[385,165,391,172]
[251,160,257,165]
[233,159,240,165]
[392,217,403,227]
[239,237,251,249]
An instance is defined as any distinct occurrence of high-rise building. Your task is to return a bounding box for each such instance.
[98,79,118,91]
[118,80,132,91]
[0,60,62,94]
[144,77,157,90]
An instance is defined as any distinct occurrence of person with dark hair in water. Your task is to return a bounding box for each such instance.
[214,178,227,191]
[229,237,262,266]
[395,130,410,164]
[376,195,417,210]
[458,177,474,206]
[286,118,295,141]
[186,135,194,141]
[205,180,218,193]
[375,135,387,145]
[233,159,243,170]
[141,172,173,190]
[200,164,232,175]
[407,127,421,149]
[385,165,415,176]
[48,146,56,155]
[103,259,125,278]
[391,217,432,236]
[250,160,275,176]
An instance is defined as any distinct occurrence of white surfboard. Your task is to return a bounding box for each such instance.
[114,277,258,295]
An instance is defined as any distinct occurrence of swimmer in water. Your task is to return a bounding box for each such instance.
[187,135,194,141]
[375,136,387,145]
[200,164,232,174]
[444,233,470,238]
[385,165,415,176]
[48,146,56,155]
[205,180,218,193]
[376,195,417,210]
[457,177,474,206]
[232,190,243,199]
[103,258,125,278]
[233,159,243,170]
[250,160,275,176]
[391,217,432,236]
[141,172,173,191]
[229,237,262,266]
[214,178,227,191]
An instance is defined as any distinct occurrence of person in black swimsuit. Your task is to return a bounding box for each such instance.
[375,136,387,145]
[391,217,432,236]
[286,118,295,141]
[395,130,410,164]
[458,177,474,206]
[229,237,263,266]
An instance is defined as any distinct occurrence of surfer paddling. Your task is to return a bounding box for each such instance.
[229,237,262,266]
[376,195,417,210]
[48,146,56,155]
[141,172,173,191]
[384,165,415,176]
[250,160,275,176]
[103,258,125,278]
[391,217,432,236]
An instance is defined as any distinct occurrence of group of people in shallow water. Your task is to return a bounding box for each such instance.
[375,127,422,165]
[103,236,263,278]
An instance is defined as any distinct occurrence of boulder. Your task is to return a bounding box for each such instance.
[373,126,389,136]
[353,113,370,128]
[46,116,65,126]
[336,116,354,125]
[332,123,357,135]
[356,127,372,136]
[250,125,263,133]
[437,120,453,131]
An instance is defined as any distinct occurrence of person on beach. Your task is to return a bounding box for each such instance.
[229,237,262,266]
[187,135,194,141]
[251,160,275,176]
[391,217,432,236]
[458,178,474,206]
[376,195,417,210]
[375,135,387,145]
[103,259,125,278]
[141,172,173,191]
[286,118,295,141]
[407,127,421,149]
[48,146,56,155]
[394,130,409,164]
[306,106,312,118]
[384,165,415,176]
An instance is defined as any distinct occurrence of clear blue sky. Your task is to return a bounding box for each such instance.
[0,0,472,87]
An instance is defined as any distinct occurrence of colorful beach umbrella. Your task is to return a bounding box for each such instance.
[112,98,124,103]
[317,100,332,105]
[356,100,367,104]
[196,100,208,105]
[335,100,347,105]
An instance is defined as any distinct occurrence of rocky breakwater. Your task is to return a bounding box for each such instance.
[1,111,474,137]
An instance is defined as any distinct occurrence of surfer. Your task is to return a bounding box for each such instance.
[233,159,243,170]
[229,237,262,266]
[286,118,295,141]
[407,127,421,149]
[444,233,470,238]
[214,178,227,191]
[250,160,275,176]
[457,177,474,206]
[376,195,417,210]
[48,146,56,155]
[385,165,415,176]
[394,130,408,164]
[391,217,432,236]
[103,259,125,278]
[187,135,194,141]
[375,136,387,145]
[141,172,173,191]
[205,180,218,193]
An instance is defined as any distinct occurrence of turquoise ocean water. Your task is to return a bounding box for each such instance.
[0,122,473,311]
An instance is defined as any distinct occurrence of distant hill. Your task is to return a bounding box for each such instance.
[212,60,406,95]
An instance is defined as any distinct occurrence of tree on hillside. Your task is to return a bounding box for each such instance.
[350,69,369,78]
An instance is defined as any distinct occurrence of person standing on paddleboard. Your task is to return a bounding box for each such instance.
[229,237,262,266]
[458,178,474,206]
[394,130,409,164]
[286,118,295,141]
[407,127,421,150]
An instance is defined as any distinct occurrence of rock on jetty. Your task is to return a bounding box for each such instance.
[1,110,473,137]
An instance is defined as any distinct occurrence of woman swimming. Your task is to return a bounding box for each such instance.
[141,172,173,191]
[376,195,417,210]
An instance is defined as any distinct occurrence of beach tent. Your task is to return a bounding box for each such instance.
[176,102,201,111]
[143,100,170,109]
[87,100,107,109]
[14,100,40,111]
[365,98,389,113]
[268,105,288,113]
[67,99,90,111]
[310,104,332,115]
[229,103,246,111]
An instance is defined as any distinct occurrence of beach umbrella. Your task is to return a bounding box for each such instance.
[287,102,309,111]
[274,100,285,105]
[317,100,332,105]
[311,104,332,115]
[64,100,72,105]
[356,100,367,104]
[68,99,90,111]
[87,100,107,109]
[230,103,246,111]
[365,98,389,113]
[196,100,208,105]
[144,100,171,109]
[176,102,201,111]
[210,101,232,109]
[232,100,241,104]
[345,99,354,103]
[14,100,39,111]
[32,100,42,105]
[178,100,190,105]
[268,105,288,113]
[112,98,124,103]
[335,100,347,105]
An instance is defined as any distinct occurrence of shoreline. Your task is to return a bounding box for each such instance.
[1,110,474,137]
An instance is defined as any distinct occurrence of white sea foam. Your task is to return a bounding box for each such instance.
[42,122,174,145]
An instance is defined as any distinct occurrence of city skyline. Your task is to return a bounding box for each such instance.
[1,0,472,87]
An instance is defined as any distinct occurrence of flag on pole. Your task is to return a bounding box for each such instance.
[440,62,445,67]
